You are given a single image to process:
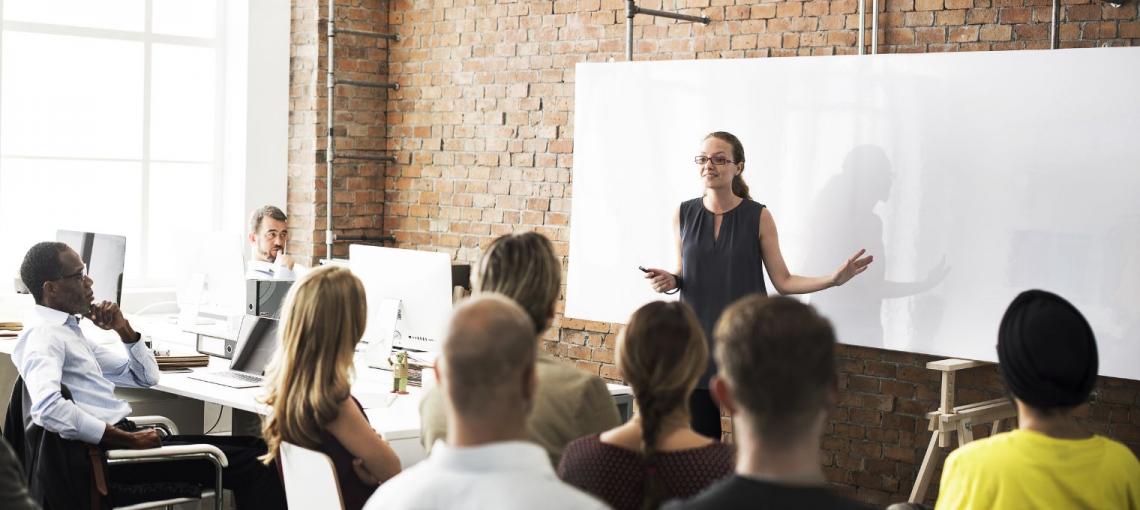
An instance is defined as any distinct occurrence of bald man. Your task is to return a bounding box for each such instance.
[365,295,606,510]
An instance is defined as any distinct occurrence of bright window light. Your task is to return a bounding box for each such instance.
[147,162,215,280]
[0,158,144,279]
[151,44,215,162]
[3,0,145,32]
[1,32,144,159]
[0,2,223,287]
[152,0,216,38]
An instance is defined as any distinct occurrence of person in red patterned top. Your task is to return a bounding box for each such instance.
[558,301,734,510]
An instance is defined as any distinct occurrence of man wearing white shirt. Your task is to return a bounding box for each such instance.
[245,205,305,280]
[365,295,609,510]
[13,241,285,509]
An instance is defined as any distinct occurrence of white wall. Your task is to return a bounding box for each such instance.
[566,47,1140,380]
[223,0,289,243]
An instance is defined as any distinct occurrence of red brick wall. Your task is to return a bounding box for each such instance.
[288,0,392,262]
[287,0,1140,505]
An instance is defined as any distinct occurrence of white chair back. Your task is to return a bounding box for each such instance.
[279,441,344,510]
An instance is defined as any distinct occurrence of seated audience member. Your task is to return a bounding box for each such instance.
[260,265,401,510]
[246,205,306,280]
[365,295,608,510]
[12,242,284,509]
[935,290,1140,510]
[419,231,620,465]
[559,301,734,510]
[665,295,872,510]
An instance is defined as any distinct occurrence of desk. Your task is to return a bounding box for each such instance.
[155,357,430,465]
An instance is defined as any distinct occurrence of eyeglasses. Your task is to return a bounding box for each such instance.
[53,266,87,283]
[694,155,736,166]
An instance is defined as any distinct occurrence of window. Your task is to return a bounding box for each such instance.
[0,0,223,285]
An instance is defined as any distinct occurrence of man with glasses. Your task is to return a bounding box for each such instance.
[246,205,303,280]
[11,241,286,509]
[13,241,160,450]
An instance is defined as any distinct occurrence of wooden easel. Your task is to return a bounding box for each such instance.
[908,359,1018,503]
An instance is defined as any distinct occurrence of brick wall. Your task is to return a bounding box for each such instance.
[287,0,1140,505]
[288,0,392,263]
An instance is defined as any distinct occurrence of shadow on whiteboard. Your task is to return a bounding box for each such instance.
[804,145,951,348]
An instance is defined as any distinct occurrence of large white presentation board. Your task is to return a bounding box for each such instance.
[566,47,1140,381]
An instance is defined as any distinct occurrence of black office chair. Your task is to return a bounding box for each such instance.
[3,377,228,510]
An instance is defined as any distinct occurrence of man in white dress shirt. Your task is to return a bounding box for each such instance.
[245,205,304,280]
[12,241,285,509]
[364,294,609,510]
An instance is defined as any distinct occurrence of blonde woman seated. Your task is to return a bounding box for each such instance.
[558,301,734,510]
[419,231,621,466]
[261,265,402,510]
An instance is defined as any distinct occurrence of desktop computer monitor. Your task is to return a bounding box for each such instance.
[56,230,126,304]
[349,245,452,353]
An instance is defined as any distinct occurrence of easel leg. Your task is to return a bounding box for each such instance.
[910,431,943,503]
[956,421,974,445]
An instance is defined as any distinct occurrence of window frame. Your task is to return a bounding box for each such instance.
[0,0,226,288]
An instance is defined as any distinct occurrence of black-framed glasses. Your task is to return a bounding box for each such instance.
[694,155,736,166]
[53,265,87,282]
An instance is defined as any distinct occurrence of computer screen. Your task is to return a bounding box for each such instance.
[56,230,126,304]
[349,245,452,353]
[230,315,279,376]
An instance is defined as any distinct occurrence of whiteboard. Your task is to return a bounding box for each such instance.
[565,47,1140,381]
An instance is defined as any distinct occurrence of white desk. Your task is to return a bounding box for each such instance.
[155,356,430,465]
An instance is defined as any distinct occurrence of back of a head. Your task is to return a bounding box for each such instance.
[620,300,707,510]
[261,265,368,463]
[20,241,69,304]
[442,294,537,422]
[998,289,1098,413]
[714,295,838,443]
[620,301,707,453]
[475,231,561,335]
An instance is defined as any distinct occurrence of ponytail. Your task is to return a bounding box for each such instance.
[618,301,708,510]
[731,173,752,201]
[637,393,679,510]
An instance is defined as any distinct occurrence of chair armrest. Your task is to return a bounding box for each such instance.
[128,415,180,435]
[107,444,229,468]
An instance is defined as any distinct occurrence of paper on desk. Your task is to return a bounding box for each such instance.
[354,392,399,409]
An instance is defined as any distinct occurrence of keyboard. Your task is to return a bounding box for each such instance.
[394,334,437,353]
[188,370,264,389]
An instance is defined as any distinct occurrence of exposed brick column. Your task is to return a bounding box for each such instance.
[289,0,391,265]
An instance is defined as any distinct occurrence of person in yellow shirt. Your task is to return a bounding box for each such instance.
[935,290,1140,510]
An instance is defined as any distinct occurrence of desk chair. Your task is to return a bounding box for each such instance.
[279,442,344,510]
[4,378,228,510]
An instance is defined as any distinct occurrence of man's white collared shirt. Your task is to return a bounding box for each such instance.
[12,305,160,444]
[364,440,610,510]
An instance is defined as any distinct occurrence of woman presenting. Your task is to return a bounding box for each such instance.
[644,131,873,439]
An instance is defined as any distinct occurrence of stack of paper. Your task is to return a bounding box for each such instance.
[156,354,209,370]
[0,322,21,338]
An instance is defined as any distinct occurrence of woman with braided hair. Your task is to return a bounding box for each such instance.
[558,301,734,510]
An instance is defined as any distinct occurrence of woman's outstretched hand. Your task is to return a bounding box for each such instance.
[832,249,873,287]
[644,268,677,293]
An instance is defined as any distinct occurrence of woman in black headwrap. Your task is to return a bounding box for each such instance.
[934,290,1140,510]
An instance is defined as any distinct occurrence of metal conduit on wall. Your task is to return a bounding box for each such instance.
[325,0,400,259]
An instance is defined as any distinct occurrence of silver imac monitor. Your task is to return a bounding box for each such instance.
[56,230,127,304]
[349,245,452,354]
